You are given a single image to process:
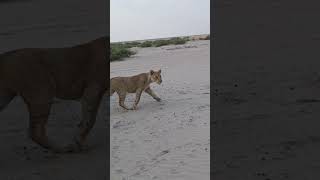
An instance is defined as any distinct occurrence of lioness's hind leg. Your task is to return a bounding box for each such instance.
[117,91,130,110]
[132,89,143,110]
[145,87,161,102]
[110,88,115,96]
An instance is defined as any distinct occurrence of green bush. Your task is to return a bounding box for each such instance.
[152,37,188,47]
[139,41,153,47]
[152,40,169,47]
[110,45,135,61]
[110,37,190,61]
[122,41,141,48]
[169,37,188,45]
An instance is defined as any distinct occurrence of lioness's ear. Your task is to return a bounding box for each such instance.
[150,70,154,75]
[158,69,161,73]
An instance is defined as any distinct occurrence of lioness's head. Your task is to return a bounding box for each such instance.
[150,69,162,85]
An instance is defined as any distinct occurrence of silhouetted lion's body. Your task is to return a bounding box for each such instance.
[0,36,109,152]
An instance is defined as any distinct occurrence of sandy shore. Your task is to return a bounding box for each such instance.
[110,40,210,180]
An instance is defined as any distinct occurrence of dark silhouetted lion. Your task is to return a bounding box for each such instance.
[0,36,109,153]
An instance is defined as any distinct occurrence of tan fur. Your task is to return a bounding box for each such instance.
[110,69,162,110]
[0,36,108,153]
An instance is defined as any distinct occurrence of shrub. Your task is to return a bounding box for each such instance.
[152,40,168,47]
[122,41,141,48]
[110,45,136,61]
[110,36,190,61]
[169,37,188,45]
[152,37,188,47]
[139,41,153,47]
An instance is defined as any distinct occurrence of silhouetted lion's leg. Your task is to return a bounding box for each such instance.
[0,90,15,111]
[26,101,63,152]
[67,84,104,152]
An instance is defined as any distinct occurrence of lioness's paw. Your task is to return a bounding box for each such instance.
[50,146,66,154]
[62,143,89,153]
[61,144,81,153]
[155,98,161,102]
[60,138,89,153]
[45,140,66,153]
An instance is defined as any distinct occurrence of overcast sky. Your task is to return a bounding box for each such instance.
[111,0,210,42]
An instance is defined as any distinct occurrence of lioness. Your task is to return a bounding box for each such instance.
[0,36,108,153]
[110,69,162,110]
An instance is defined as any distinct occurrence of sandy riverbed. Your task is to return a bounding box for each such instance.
[110,40,210,180]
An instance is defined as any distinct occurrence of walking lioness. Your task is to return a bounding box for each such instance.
[110,69,162,110]
[0,36,108,153]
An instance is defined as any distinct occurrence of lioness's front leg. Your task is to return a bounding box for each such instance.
[145,87,161,102]
[68,84,104,152]
[132,89,143,110]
